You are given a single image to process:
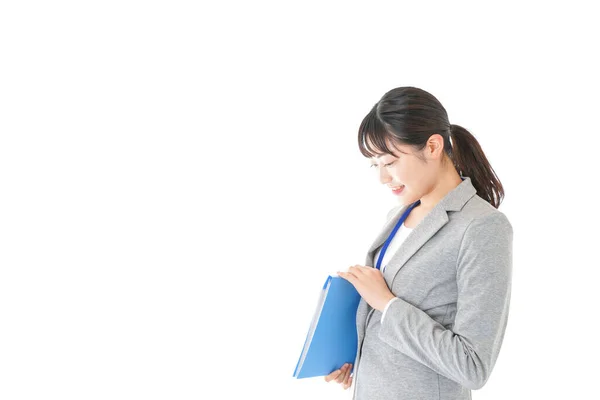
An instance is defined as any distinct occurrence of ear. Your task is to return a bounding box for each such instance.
[425,134,445,159]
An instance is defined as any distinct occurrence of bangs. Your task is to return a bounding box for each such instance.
[358,107,402,158]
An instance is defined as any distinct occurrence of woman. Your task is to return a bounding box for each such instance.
[325,87,513,400]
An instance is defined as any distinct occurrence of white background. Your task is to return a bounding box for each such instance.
[1,1,598,399]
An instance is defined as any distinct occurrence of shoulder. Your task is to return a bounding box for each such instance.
[455,195,513,274]
[458,195,513,241]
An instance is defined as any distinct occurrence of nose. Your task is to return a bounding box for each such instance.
[379,167,391,185]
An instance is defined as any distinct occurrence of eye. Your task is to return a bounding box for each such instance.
[370,160,395,168]
[370,160,396,168]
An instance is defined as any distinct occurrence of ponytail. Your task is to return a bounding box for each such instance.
[449,124,504,209]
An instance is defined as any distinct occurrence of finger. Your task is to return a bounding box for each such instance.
[348,265,361,273]
[325,369,341,382]
[335,364,349,383]
[344,375,353,390]
[324,368,342,382]
[337,271,353,283]
[349,266,367,278]
[358,265,378,276]
[324,370,340,382]
[339,364,351,384]
[338,270,358,284]
[336,365,349,384]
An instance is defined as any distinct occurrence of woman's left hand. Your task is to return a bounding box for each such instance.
[337,265,396,311]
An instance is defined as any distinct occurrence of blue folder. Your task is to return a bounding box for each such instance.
[292,275,362,379]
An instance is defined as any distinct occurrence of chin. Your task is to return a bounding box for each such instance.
[400,195,417,206]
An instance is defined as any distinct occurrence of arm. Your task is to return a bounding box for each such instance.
[377,212,513,390]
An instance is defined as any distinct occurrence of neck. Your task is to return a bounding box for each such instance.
[418,168,463,211]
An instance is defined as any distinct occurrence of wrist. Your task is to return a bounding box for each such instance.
[379,294,397,312]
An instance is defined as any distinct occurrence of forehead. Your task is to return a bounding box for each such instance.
[366,137,410,159]
[369,146,409,160]
[368,153,396,165]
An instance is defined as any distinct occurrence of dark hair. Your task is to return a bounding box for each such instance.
[357,86,504,209]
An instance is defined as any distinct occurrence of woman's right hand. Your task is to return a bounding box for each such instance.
[324,363,353,390]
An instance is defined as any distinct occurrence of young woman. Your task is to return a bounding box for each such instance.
[325,87,513,400]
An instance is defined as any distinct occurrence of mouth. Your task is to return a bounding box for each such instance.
[390,185,405,195]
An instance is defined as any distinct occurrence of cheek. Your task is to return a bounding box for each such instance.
[389,169,403,182]
[394,166,422,188]
[391,164,410,181]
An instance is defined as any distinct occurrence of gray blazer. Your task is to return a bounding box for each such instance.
[352,176,513,400]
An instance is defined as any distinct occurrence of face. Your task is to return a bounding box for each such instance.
[368,136,444,206]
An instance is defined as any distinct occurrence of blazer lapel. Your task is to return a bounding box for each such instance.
[366,176,478,286]
[381,206,449,285]
[366,204,409,257]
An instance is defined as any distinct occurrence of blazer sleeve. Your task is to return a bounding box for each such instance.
[377,212,513,390]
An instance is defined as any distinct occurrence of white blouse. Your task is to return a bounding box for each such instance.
[374,221,413,274]
[374,221,413,323]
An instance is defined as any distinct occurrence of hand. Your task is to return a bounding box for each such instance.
[337,265,396,311]
[324,363,353,390]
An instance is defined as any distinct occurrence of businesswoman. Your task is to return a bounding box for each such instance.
[325,86,513,400]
